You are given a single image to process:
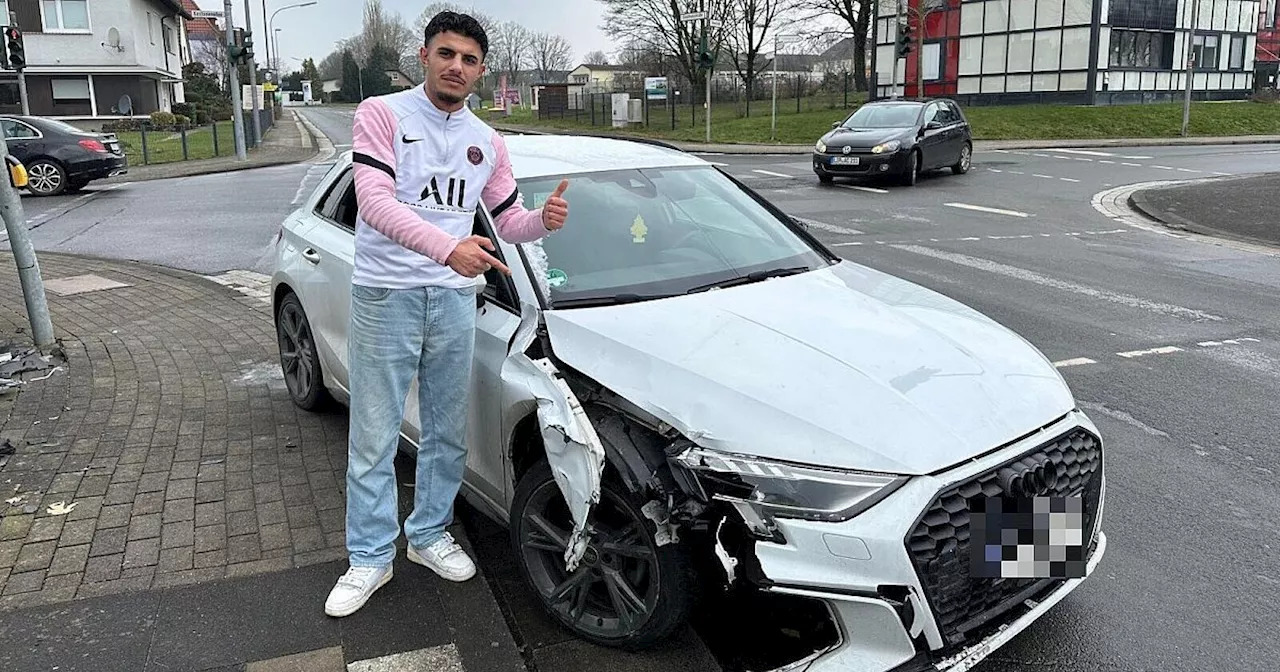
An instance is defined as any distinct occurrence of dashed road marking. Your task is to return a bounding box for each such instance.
[944,203,1031,218]
[1059,177,1081,183]
[1151,165,1175,170]
[829,228,1130,248]
[837,184,890,194]
[1121,162,1143,167]
[1117,345,1183,358]
[1054,358,1097,368]
[753,169,794,178]
[793,216,864,235]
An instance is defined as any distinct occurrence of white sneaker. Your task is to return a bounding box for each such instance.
[324,563,393,617]
[408,531,476,582]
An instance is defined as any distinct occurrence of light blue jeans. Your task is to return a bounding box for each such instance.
[345,283,475,568]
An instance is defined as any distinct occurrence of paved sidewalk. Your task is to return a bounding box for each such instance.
[491,122,1280,153]
[1129,172,1280,248]
[101,110,321,184]
[0,252,525,671]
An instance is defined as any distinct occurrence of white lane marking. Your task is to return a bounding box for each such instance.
[1199,337,1261,347]
[1072,157,1094,162]
[1151,165,1175,170]
[889,244,1225,321]
[1121,155,1153,160]
[837,184,890,194]
[1033,174,1055,179]
[943,203,1031,218]
[1099,160,1116,164]
[832,241,864,246]
[1009,170,1026,174]
[1032,153,1052,158]
[1060,177,1081,183]
[1212,171,1232,176]
[1176,168,1200,173]
[754,169,794,178]
[793,216,864,235]
[1121,162,1143,167]
[1079,401,1169,437]
[1054,357,1097,367]
[988,168,1004,173]
[1053,149,1117,157]
[1116,345,1184,358]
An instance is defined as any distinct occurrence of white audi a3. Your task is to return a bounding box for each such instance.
[269,133,1106,672]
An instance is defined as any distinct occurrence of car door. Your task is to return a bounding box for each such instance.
[297,167,358,393]
[1,118,41,163]
[917,103,950,170]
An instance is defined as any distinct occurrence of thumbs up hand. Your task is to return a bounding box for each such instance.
[541,179,569,232]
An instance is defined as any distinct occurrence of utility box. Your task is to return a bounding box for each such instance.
[628,99,643,123]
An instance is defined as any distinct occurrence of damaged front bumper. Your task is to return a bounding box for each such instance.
[681,411,1107,672]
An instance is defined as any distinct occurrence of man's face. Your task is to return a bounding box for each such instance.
[421,30,485,105]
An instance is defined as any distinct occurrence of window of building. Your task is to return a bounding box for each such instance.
[1229,35,1246,70]
[1268,0,1277,29]
[1109,29,1175,69]
[923,42,942,81]
[1193,34,1219,69]
[0,3,8,26]
[43,0,90,31]
[51,77,91,103]
[1107,0,1178,30]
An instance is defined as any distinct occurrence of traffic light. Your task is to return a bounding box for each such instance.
[897,22,912,57]
[243,31,254,61]
[696,32,715,70]
[228,28,247,62]
[2,26,25,70]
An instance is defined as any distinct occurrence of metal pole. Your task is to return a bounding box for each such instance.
[243,0,262,145]
[262,0,271,73]
[894,0,905,99]
[16,70,28,115]
[0,137,54,350]
[225,0,247,160]
[771,36,778,142]
[1182,0,1199,137]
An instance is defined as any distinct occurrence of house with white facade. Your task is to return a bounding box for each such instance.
[0,0,193,119]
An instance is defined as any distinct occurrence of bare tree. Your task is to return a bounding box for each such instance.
[599,0,735,97]
[905,0,946,97]
[724,0,784,116]
[530,32,573,83]
[336,0,420,83]
[790,0,872,91]
[583,50,609,65]
[488,21,532,86]
[319,50,344,81]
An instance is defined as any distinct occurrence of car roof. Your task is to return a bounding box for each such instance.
[500,134,710,180]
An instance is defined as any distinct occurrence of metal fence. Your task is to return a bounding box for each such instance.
[536,69,866,129]
[112,106,278,166]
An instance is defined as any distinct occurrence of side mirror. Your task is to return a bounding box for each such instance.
[831,122,842,129]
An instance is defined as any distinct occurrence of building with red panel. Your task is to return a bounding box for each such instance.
[872,0,1262,105]
[1259,0,1279,88]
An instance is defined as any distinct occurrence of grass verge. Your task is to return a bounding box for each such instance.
[113,121,238,165]
[485,100,1280,145]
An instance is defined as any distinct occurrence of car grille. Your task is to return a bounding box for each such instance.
[905,427,1103,647]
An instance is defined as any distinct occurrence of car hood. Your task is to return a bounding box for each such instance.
[542,261,1075,475]
[824,128,910,148]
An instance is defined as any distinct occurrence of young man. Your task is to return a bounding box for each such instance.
[325,11,569,617]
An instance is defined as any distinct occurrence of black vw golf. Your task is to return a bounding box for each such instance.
[812,98,972,187]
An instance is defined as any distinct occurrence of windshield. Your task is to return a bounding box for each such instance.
[515,165,829,307]
[840,104,923,129]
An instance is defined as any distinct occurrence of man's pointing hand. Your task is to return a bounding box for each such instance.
[446,235,511,278]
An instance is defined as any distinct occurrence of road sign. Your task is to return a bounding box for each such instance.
[681,11,707,21]
[192,10,223,18]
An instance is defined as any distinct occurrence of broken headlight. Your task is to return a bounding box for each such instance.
[675,447,908,536]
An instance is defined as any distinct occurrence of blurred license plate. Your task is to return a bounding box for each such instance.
[831,156,859,165]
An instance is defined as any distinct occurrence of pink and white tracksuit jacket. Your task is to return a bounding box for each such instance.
[350,86,549,290]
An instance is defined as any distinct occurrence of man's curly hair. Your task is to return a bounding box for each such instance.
[424,11,489,58]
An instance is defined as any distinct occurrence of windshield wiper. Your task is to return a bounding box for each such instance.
[686,266,811,294]
[550,293,674,309]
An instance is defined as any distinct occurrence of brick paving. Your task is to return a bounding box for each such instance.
[0,250,352,611]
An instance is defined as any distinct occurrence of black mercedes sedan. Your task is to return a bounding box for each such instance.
[1,115,127,196]
[812,98,972,187]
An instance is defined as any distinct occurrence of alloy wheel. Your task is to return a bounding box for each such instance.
[519,477,661,641]
[27,161,64,196]
[277,299,317,403]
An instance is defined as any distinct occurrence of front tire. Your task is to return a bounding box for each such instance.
[275,292,330,411]
[901,150,920,186]
[511,460,695,651]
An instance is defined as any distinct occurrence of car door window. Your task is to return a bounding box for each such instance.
[1,120,37,139]
[472,211,519,311]
[316,169,355,233]
[926,103,945,126]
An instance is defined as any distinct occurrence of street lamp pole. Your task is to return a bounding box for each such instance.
[269,2,318,74]
[242,0,262,146]
[1182,0,1200,137]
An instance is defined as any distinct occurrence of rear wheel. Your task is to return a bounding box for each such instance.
[952,142,972,175]
[511,460,695,651]
[25,159,67,196]
[275,292,330,410]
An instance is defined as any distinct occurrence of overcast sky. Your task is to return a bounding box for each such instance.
[214,0,614,73]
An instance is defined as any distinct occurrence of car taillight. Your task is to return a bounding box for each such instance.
[79,139,107,153]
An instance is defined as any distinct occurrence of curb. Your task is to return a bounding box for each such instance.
[1126,176,1280,251]
[491,123,1280,154]
[296,110,337,163]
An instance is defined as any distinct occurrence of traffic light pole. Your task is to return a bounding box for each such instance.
[0,134,55,351]
[242,0,262,146]
[224,0,247,160]
[16,69,27,114]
